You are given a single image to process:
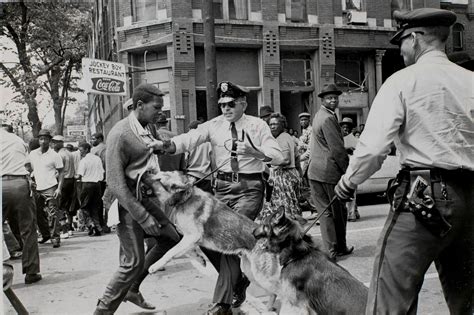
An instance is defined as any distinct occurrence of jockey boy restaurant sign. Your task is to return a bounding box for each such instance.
[82,58,127,96]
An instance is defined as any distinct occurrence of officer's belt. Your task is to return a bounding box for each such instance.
[216,171,262,183]
[399,167,474,182]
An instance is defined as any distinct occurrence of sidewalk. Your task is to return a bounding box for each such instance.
[2,230,271,315]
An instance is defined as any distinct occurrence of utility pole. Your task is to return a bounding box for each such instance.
[203,0,219,119]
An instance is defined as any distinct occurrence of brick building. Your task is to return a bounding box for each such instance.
[88,0,473,136]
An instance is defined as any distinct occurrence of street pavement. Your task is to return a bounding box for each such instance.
[3,201,449,315]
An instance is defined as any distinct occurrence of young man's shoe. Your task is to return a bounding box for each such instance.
[25,273,42,284]
[123,291,155,310]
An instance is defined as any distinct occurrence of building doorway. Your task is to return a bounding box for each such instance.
[280,91,312,135]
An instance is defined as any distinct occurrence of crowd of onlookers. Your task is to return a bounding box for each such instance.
[2,119,111,285]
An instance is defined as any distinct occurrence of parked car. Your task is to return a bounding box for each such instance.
[357,154,400,195]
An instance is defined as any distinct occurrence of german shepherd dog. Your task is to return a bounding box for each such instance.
[254,208,368,315]
[142,171,281,306]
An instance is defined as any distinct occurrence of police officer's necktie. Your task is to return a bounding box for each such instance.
[230,122,239,172]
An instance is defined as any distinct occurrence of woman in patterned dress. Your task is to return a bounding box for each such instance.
[257,113,304,224]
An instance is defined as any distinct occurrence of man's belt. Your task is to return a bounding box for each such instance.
[399,167,474,181]
[2,175,28,180]
[216,172,262,183]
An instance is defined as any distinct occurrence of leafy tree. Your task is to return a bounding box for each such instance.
[0,1,91,136]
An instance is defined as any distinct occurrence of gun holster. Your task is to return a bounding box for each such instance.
[404,170,452,238]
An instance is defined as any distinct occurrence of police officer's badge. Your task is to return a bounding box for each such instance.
[220,82,228,93]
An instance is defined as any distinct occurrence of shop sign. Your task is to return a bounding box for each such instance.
[339,92,368,108]
[82,58,127,96]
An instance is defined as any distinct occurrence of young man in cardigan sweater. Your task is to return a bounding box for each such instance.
[94,84,181,314]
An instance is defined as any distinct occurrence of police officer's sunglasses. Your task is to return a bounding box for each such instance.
[398,31,424,45]
[219,101,236,109]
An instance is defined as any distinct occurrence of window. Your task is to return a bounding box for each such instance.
[335,54,366,90]
[133,0,166,22]
[229,0,248,20]
[453,23,464,52]
[213,0,249,20]
[342,0,362,11]
[281,59,312,87]
[278,0,306,22]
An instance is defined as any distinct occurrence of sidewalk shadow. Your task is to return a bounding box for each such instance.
[10,269,101,290]
[337,245,376,261]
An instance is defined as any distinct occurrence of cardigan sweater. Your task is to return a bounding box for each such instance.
[106,117,166,225]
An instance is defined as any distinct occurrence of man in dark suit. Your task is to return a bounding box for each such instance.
[308,84,353,261]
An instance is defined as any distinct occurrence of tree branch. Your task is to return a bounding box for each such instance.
[0,62,22,90]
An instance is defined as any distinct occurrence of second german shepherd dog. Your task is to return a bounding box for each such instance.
[144,171,367,314]
[254,207,368,314]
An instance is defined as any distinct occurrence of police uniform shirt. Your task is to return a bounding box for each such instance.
[345,51,474,185]
[172,114,283,173]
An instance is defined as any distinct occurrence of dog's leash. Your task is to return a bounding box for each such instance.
[193,157,231,187]
[302,196,338,235]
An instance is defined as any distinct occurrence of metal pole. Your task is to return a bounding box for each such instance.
[203,0,219,120]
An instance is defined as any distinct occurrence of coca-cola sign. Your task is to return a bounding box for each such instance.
[91,78,125,94]
[82,58,127,96]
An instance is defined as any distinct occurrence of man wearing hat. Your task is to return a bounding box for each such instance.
[1,127,42,284]
[149,81,283,314]
[308,84,352,261]
[28,129,64,248]
[339,117,360,222]
[2,119,14,133]
[334,7,473,314]
[52,135,77,237]
[297,111,316,216]
[259,105,274,125]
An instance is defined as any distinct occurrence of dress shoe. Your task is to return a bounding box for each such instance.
[207,303,232,315]
[123,290,155,310]
[337,246,354,257]
[355,209,361,219]
[10,251,22,259]
[232,276,250,308]
[25,273,42,284]
[93,227,102,236]
[348,215,358,222]
[38,235,51,244]
[52,238,60,248]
